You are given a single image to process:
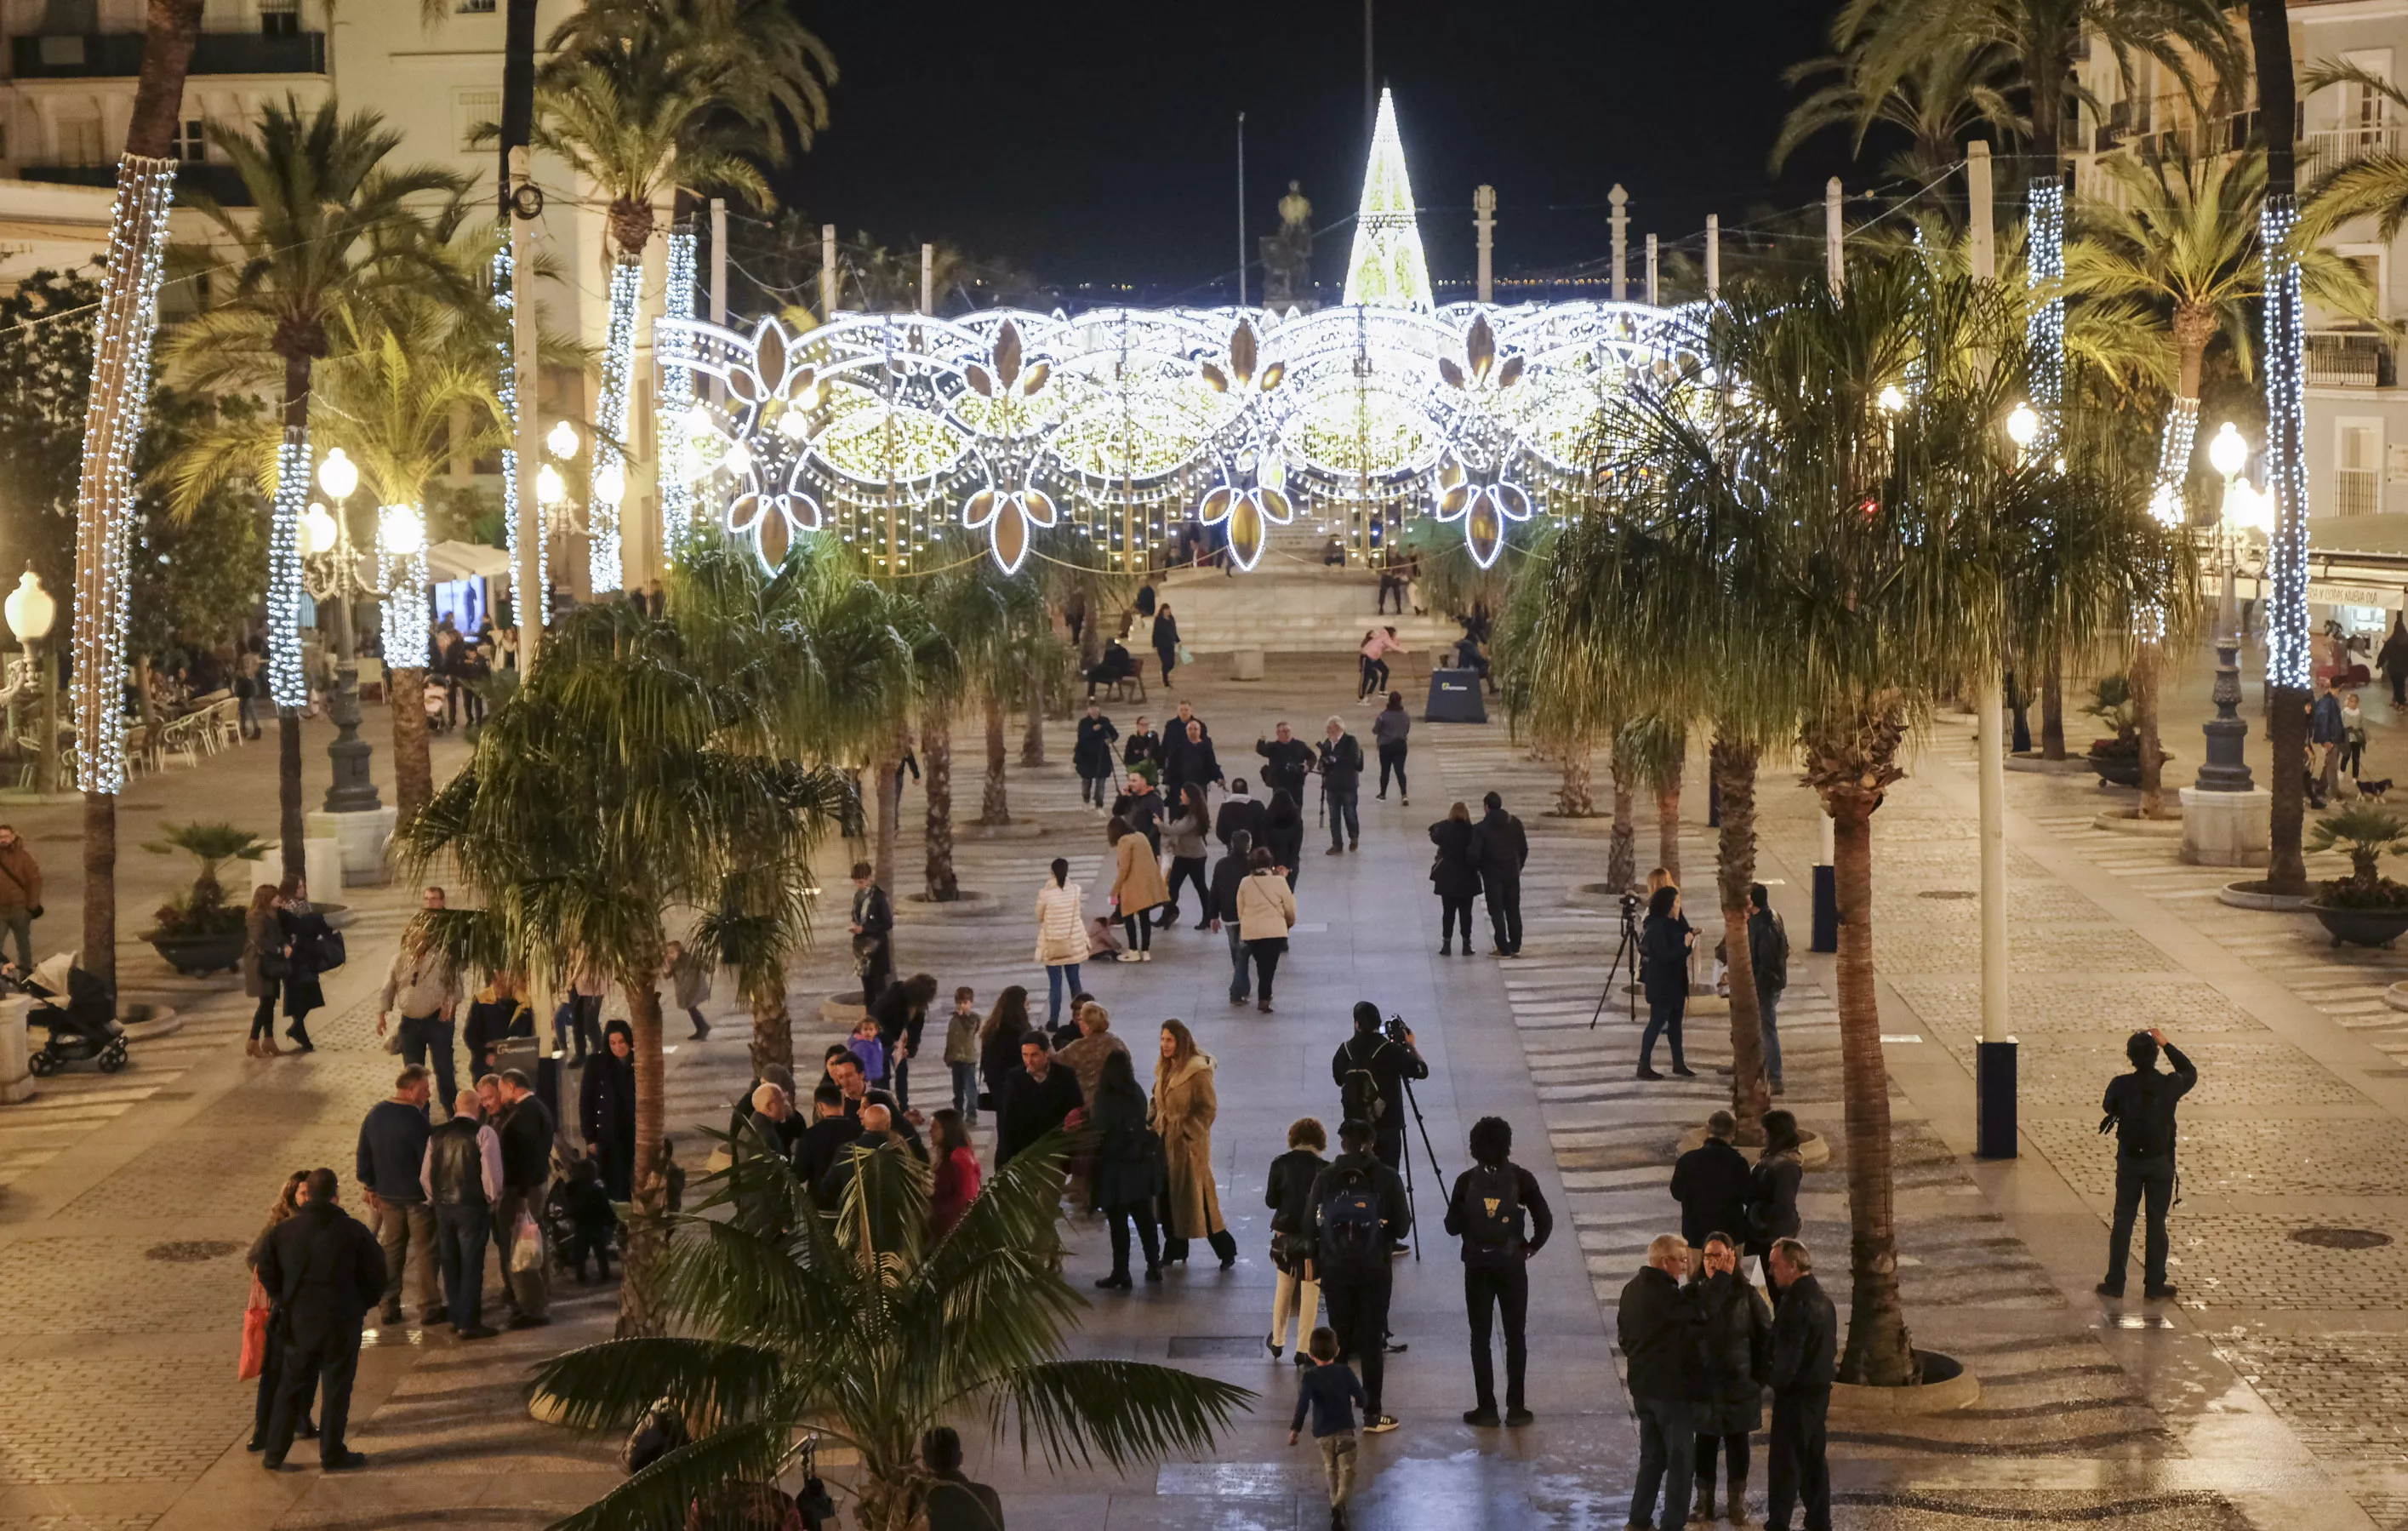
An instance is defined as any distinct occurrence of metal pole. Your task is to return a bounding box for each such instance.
[1608,185,1628,302]
[821,222,837,321]
[1967,142,1994,286]
[510,146,544,661]
[1474,185,1496,304]
[1645,232,1658,306]
[35,638,55,797]
[320,500,379,814]
[1825,177,1844,294]
[920,242,933,317]
[1968,137,2014,1158]
[1705,213,1719,299]
[1236,112,1247,308]
[709,197,728,406]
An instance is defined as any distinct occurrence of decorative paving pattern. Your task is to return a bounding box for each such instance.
[2023,1115,2408,1200]
[0,1357,248,1483]
[2215,1334,2408,1460]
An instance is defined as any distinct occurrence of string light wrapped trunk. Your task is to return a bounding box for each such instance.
[589,257,642,593]
[659,225,698,563]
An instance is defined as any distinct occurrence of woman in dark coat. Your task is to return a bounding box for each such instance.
[275,877,335,1053]
[1747,1109,1804,1279]
[978,985,1035,1108]
[1636,883,1695,1080]
[1088,1048,1163,1288]
[581,1020,639,1200]
[1264,787,1304,889]
[1689,1233,1772,1523]
[1427,802,1482,955]
[1150,604,1181,687]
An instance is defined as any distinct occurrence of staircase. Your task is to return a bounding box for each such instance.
[1144,564,1460,656]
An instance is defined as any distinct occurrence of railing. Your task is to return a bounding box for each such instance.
[17,161,253,206]
[9,30,324,78]
[2336,469,2381,518]
[2305,123,2405,172]
[2308,329,2394,388]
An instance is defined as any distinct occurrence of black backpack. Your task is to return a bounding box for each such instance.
[1458,1163,1521,1253]
[1317,1167,1385,1283]
[1339,1039,1388,1125]
[2113,1077,2177,1159]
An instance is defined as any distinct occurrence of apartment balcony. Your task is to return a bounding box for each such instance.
[2305,123,2404,173]
[16,160,251,206]
[9,30,325,79]
[2308,329,2395,389]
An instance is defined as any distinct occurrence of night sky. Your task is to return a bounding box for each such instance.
[778,0,1865,302]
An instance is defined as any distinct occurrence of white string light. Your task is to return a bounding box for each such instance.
[589,256,641,592]
[492,237,530,613]
[2148,396,2199,526]
[2261,194,2310,691]
[659,226,698,563]
[1343,89,1435,310]
[70,155,178,795]
[378,504,429,668]
[265,433,311,708]
[2024,180,2064,457]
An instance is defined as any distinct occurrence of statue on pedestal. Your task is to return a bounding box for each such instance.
[1259,180,1316,312]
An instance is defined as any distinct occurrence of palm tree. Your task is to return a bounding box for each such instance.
[1775,33,2029,184]
[530,1136,1248,1530]
[163,97,471,881]
[397,600,848,1335]
[528,0,834,593]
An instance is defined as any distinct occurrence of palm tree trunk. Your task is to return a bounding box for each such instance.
[873,744,903,898]
[1655,782,1681,887]
[389,667,431,828]
[82,791,116,992]
[2132,643,2166,819]
[274,348,314,881]
[2268,687,2309,894]
[1710,736,1769,1145]
[279,713,305,885]
[979,692,1009,826]
[1607,748,1636,893]
[2040,650,2066,761]
[1555,739,1595,817]
[1019,676,1045,766]
[618,961,670,1339]
[922,707,957,901]
[2252,0,2312,896]
[1078,591,1104,671]
[747,987,792,1079]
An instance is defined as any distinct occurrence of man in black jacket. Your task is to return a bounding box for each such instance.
[870,972,939,1111]
[493,1069,554,1328]
[1307,1119,1412,1434]
[1765,1237,1836,1531]
[1669,1110,1753,1260]
[1331,1002,1429,1179]
[1749,884,1790,1094]
[1471,791,1527,955]
[420,1089,503,1339]
[791,1083,864,1187]
[1618,1233,1704,1531]
[1209,829,1257,1005]
[1442,1116,1554,1428]
[256,1168,386,1471]
[1318,717,1365,853]
[354,1065,437,1327]
[1161,701,1210,793]
[848,862,893,1003]
[1214,777,1268,851]
[995,1033,1082,1168]
[1073,701,1119,807]
[1254,721,1313,805]
[2098,1026,2197,1300]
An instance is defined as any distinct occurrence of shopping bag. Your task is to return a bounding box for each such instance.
[239,1305,271,1380]
[510,1208,544,1272]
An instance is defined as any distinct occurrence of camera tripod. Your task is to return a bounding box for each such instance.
[1385,1015,1449,1261]
[1589,893,1642,1030]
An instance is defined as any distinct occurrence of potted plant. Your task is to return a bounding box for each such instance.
[140,820,270,974]
[2307,805,2408,947]
[2081,675,2169,787]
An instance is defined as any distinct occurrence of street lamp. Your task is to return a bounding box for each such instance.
[303,447,383,816]
[2005,402,2040,459]
[2197,421,2262,797]
[547,420,580,460]
[5,569,57,796]
[2210,422,2258,639]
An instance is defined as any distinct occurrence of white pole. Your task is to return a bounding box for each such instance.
[1825,178,1844,295]
[1645,232,1658,306]
[1608,184,1628,302]
[1968,141,1994,285]
[1705,213,1720,299]
[1236,111,1247,308]
[1970,140,2007,1053]
[510,146,543,658]
[1474,185,1496,305]
[920,242,933,317]
[708,197,727,405]
[820,222,837,321]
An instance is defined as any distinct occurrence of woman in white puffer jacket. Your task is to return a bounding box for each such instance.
[1034,856,1087,1029]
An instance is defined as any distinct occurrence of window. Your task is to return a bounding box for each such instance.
[174,117,204,163]
[260,0,297,37]
[2337,420,2382,517]
[57,116,101,167]
[453,88,499,154]
[457,0,495,12]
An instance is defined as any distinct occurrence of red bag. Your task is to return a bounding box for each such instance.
[238,1274,271,1380]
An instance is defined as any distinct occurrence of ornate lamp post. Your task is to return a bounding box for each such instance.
[303,448,382,814]
[5,570,58,796]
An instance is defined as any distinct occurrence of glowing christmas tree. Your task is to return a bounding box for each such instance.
[1342,89,1433,310]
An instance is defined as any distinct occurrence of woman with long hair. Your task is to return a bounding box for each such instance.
[275,876,332,1053]
[927,1108,981,1237]
[1428,801,1481,956]
[1109,815,1169,962]
[241,884,287,1056]
[1151,603,1181,686]
[979,985,1035,1108]
[1372,689,1411,804]
[1033,858,1086,1026]
[1161,783,1213,930]
[1089,1048,1163,1288]
[243,1171,314,1450]
[1748,1109,1805,1291]
[582,1020,639,1200]
[1153,1020,1238,1266]
[1637,883,1697,1080]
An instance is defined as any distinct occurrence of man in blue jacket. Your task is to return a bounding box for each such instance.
[354,1065,437,1326]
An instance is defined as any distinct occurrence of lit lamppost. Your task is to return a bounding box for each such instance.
[303,448,383,814]
[5,570,57,796]
[2208,421,2268,640]
[2005,400,2040,464]
[2197,420,2262,802]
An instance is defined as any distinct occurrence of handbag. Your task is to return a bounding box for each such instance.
[316,929,347,970]
[260,950,294,980]
[238,1275,273,1380]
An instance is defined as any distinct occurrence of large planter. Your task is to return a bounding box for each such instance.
[2089,755,2142,787]
[2310,902,2408,949]
[141,925,246,976]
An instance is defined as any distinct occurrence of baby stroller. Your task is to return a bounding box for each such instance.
[423,675,454,735]
[18,952,127,1076]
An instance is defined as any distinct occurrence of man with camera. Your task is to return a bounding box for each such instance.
[2097,1026,2195,1301]
[1332,1002,1429,1185]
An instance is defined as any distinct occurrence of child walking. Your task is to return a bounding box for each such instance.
[1288,1326,1367,1530]
[943,985,982,1125]
[847,1014,888,1088]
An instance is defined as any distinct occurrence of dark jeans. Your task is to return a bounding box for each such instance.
[252,1321,315,1440]
[1464,1261,1529,1411]
[1105,1199,1162,1276]
[1377,740,1407,797]
[1225,922,1251,1001]
[1695,1430,1751,1487]
[1641,992,1687,1071]
[2394,668,2406,707]
[1766,1385,1832,1531]
[1157,650,1177,686]
[1630,1396,1697,1530]
[1439,894,1475,948]
[1484,876,1521,954]
[437,1203,492,1331]
[265,1326,362,1464]
[1081,772,1110,805]
[685,1004,708,1037]
[554,997,602,1060]
[1121,907,1153,951]
[1323,1276,1395,1415]
[1327,787,1359,848]
[1358,656,1389,699]
[1166,856,1209,922]
[251,976,282,1043]
[399,1013,455,1108]
[2106,1154,2176,1290]
[1247,936,1287,1003]
[951,1060,979,1118]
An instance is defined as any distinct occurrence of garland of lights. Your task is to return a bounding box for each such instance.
[492,239,527,611]
[590,256,642,592]
[2148,396,2200,526]
[2261,194,2310,691]
[2025,181,2065,457]
[378,512,430,670]
[69,155,178,795]
[659,227,699,562]
[265,434,311,708]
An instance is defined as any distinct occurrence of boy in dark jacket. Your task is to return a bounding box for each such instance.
[1287,1326,1368,1530]
[1442,1116,1554,1427]
[555,1157,618,1282]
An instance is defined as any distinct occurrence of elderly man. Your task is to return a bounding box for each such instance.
[1670,1110,1753,1262]
[830,1048,927,1161]
[1618,1233,1705,1531]
[1766,1238,1836,1531]
[419,1089,504,1339]
[1254,722,1313,806]
[747,1082,801,1157]
[816,1101,902,1206]
[376,887,465,1111]
[1316,716,1365,854]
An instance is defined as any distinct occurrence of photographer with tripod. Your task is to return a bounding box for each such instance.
[1332,1003,1429,1197]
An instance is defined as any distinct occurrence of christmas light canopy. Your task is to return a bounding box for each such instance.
[1343,89,1435,311]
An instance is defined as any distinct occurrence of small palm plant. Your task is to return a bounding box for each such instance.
[2307,804,2408,909]
[529,1133,1251,1531]
[141,821,271,934]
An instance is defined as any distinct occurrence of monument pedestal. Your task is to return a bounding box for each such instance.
[2179,787,2270,867]
[301,811,393,886]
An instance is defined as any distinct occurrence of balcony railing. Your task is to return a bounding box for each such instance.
[9,30,325,78]
[2308,329,2394,389]
[2305,123,2405,172]
[17,161,252,207]
[2336,468,2381,518]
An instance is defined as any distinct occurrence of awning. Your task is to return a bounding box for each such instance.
[425,540,511,583]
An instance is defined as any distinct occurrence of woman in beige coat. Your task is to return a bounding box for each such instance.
[1235,846,1298,1014]
[1109,816,1169,962]
[1153,1019,1237,1266]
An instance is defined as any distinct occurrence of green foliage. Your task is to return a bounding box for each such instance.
[529,1133,1250,1531]
[2308,803,2408,892]
[2082,673,2137,736]
[142,820,271,934]
[0,270,98,622]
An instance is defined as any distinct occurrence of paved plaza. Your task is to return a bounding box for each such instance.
[4,647,2408,1529]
